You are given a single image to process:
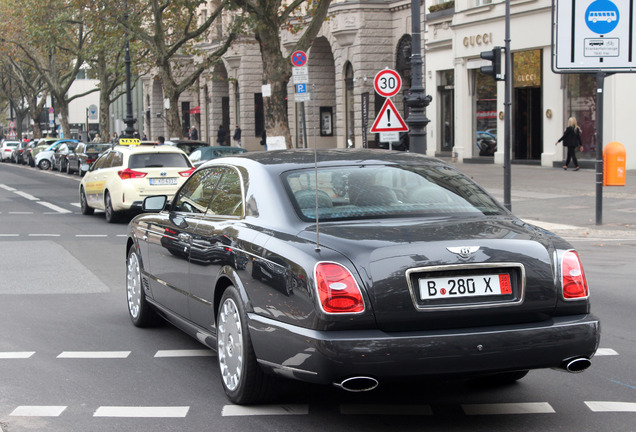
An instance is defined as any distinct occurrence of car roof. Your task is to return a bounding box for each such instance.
[111,144,188,155]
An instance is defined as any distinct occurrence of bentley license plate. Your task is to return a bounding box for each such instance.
[419,274,511,300]
[149,177,177,185]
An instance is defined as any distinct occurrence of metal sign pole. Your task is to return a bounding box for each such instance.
[503,0,512,211]
[595,72,605,225]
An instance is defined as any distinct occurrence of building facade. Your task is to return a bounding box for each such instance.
[141,0,636,169]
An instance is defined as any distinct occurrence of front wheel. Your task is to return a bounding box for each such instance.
[217,286,274,404]
[126,247,160,327]
[38,159,51,170]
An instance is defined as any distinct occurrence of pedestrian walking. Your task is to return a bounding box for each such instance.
[190,126,198,141]
[232,125,242,147]
[217,125,227,146]
[556,116,583,171]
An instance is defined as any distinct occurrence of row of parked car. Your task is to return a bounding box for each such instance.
[1,136,247,223]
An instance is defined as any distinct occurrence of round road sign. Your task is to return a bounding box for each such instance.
[8,120,16,129]
[291,51,308,67]
[374,69,402,98]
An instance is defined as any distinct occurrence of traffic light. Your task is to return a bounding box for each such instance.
[480,47,503,81]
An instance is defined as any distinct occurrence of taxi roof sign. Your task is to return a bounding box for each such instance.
[119,138,140,146]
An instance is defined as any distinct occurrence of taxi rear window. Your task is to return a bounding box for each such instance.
[128,153,191,169]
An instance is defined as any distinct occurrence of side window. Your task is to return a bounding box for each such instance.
[172,168,223,213]
[91,152,110,170]
[110,151,124,168]
[207,168,243,217]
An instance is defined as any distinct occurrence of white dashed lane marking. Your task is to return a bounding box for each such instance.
[38,201,72,213]
[585,401,636,412]
[595,348,619,356]
[221,405,308,416]
[0,351,35,359]
[57,351,131,359]
[10,406,67,417]
[93,406,190,418]
[154,349,215,357]
[462,402,555,415]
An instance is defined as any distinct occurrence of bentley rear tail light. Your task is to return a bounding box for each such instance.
[561,250,589,300]
[315,262,365,314]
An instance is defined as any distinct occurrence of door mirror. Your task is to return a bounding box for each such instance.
[143,195,168,212]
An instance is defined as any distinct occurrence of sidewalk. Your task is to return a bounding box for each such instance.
[449,161,636,240]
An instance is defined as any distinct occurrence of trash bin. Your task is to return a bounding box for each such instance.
[603,141,626,186]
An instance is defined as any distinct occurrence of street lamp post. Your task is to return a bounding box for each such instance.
[405,0,432,154]
[122,8,136,139]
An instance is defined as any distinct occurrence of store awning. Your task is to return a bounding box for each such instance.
[190,106,201,114]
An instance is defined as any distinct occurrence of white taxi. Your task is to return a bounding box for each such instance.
[79,140,194,222]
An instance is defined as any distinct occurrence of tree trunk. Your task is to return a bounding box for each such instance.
[58,101,71,138]
[166,92,183,139]
[99,89,111,141]
[258,28,292,148]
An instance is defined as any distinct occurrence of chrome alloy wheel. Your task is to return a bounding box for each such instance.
[218,297,244,392]
[126,251,142,320]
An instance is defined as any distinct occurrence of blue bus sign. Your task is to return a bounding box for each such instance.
[553,0,636,72]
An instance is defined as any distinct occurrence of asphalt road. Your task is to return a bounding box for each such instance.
[0,160,634,432]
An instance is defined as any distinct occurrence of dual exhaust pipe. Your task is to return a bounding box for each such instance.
[333,357,592,392]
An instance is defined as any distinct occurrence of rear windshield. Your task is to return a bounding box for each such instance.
[128,152,191,169]
[4,142,18,148]
[86,144,111,153]
[284,165,506,221]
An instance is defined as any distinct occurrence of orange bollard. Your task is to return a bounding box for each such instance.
[603,141,626,186]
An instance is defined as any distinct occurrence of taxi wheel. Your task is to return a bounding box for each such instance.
[104,192,119,223]
[126,246,161,327]
[80,187,94,215]
[217,286,275,404]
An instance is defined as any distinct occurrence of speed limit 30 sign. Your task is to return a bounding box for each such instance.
[374,69,402,98]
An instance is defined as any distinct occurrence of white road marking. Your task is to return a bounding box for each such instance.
[37,201,72,213]
[71,202,80,208]
[0,234,20,237]
[585,401,636,412]
[0,351,35,359]
[13,191,39,201]
[462,402,555,415]
[595,348,619,356]
[57,351,131,359]
[8,212,33,215]
[75,234,108,238]
[222,405,309,416]
[0,184,17,191]
[341,404,433,415]
[93,406,190,417]
[154,349,215,358]
[28,234,61,237]
[10,406,67,417]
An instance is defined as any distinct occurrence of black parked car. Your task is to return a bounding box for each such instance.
[125,149,599,404]
[66,142,112,175]
[52,141,80,172]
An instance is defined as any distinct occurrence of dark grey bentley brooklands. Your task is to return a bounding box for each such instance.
[125,149,600,404]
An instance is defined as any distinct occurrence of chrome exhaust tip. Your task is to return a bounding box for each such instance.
[562,357,592,373]
[334,376,379,392]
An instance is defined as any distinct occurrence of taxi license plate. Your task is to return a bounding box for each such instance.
[419,273,511,300]
[149,177,177,185]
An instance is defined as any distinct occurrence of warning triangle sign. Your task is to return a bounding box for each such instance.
[370,99,409,133]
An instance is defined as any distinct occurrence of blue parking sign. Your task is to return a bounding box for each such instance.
[295,84,307,93]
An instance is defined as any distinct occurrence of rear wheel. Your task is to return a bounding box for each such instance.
[79,187,94,215]
[104,192,119,223]
[217,286,274,404]
[66,161,72,174]
[126,246,160,327]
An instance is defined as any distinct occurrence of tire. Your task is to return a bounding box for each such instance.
[80,187,94,215]
[217,286,274,404]
[126,246,160,327]
[66,161,72,174]
[38,159,51,170]
[104,192,119,223]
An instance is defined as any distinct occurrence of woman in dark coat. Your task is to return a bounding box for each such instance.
[556,116,583,170]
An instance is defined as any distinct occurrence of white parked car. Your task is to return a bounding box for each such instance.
[1,140,20,162]
[79,143,194,223]
[35,140,78,170]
